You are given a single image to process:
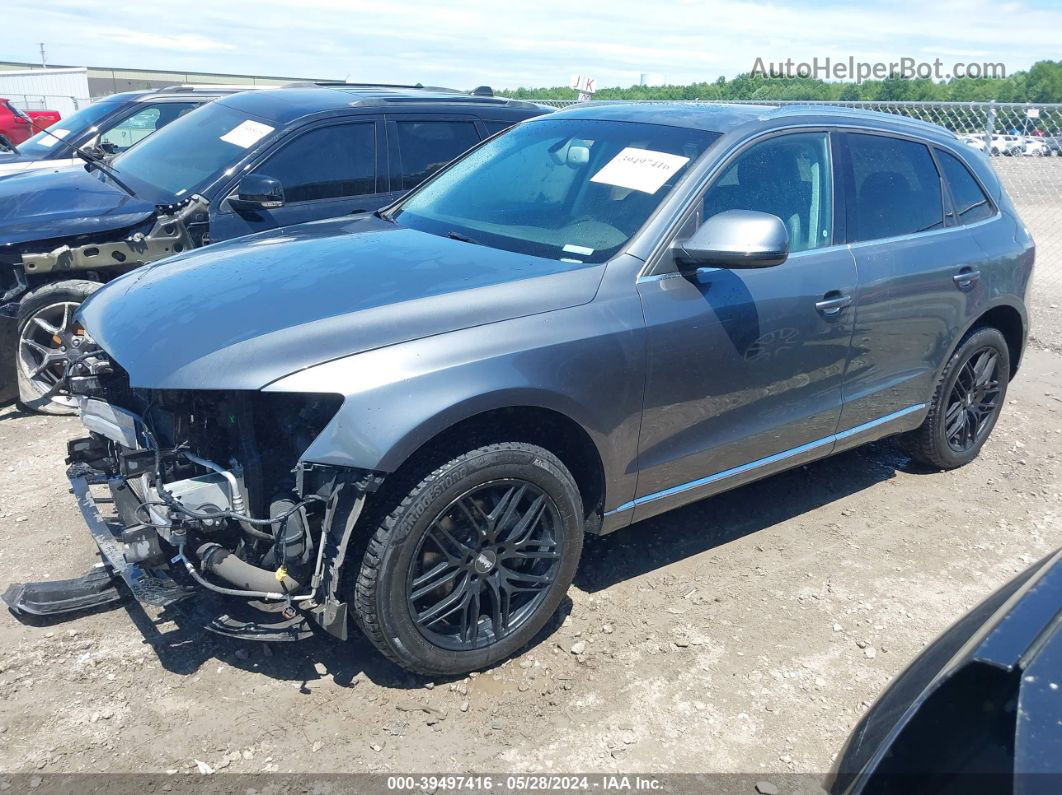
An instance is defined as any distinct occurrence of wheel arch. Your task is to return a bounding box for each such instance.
[376,395,608,528]
[960,299,1027,379]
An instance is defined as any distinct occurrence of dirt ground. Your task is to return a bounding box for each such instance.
[0,341,1060,780]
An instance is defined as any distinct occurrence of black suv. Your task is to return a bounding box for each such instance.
[0,85,256,175]
[0,84,547,412]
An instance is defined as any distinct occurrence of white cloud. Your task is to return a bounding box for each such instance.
[4,0,1060,88]
[88,29,237,52]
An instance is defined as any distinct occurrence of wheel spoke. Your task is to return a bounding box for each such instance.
[462,588,481,644]
[972,352,997,387]
[410,560,463,601]
[454,498,490,542]
[484,575,510,637]
[30,316,60,336]
[486,484,526,541]
[499,493,547,547]
[945,408,966,442]
[21,338,52,357]
[506,546,560,561]
[415,575,472,628]
[428,523,475,564]
[501,566,554,590]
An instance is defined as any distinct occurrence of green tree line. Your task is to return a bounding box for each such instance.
[500,60,1062,103]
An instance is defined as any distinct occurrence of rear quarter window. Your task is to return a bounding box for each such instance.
[936,149,995,224]
[848,133,944,242]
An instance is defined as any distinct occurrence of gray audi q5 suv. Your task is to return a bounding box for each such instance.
[6,103,1034,676]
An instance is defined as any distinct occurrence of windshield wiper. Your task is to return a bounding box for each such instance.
[373,208,396,223]
[10,105,139,199]
[447,230,481,246]
[81,155,139,200]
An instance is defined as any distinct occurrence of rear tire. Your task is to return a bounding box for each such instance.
[901,326,1010,470]
[353,442,584,676]
[15,280,100,415]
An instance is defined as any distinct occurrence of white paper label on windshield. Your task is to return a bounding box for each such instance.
[590,147,690,194]
[36,128,70,148]
[563,243,594,256]
[220,120,275,149]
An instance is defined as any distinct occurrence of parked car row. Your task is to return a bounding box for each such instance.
[959,131,1062,155]
[0,84,266,177]
[0,82,548,411]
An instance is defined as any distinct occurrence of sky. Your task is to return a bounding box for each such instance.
[3,0,1061,90]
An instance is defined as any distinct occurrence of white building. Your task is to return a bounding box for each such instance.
[0,67,90,117]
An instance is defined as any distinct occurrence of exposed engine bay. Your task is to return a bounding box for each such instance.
[28,356,381,641]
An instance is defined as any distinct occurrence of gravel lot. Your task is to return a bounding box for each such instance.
[0,336,1060,779]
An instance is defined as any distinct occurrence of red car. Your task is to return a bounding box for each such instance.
[0,98,61,148]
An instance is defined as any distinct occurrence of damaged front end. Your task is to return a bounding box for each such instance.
[3,358,381,643]
[17,195,209,277]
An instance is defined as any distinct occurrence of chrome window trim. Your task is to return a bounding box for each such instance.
[635,122,993,280]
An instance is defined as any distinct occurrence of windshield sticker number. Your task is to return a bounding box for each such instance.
[35,128,70,149]
[220,120,275,149]
[590,147,690,194]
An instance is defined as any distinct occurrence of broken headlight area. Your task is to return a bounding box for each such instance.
[40,366,381,642]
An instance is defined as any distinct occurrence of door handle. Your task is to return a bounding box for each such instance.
[815,293,852,317]
[953,268,981,290]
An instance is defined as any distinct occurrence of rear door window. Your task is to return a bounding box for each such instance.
[847,133,944,242]
[936,149,995,224]
[394,120,480,190]
[252,122,376,202]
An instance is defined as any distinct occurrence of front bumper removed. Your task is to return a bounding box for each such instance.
[2,463,315,641]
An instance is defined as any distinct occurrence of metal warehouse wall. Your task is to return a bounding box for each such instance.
[0,61,336,100]
[0,67,89,117]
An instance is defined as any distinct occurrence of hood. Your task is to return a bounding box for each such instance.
[79,215,605,390]
[0,165,156,246]
[0,156,81,178]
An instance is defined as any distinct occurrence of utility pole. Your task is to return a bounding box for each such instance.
[39,43,46,68]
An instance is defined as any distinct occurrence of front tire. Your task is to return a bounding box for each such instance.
[901,326,1010,470]
[15,280,100,415]
[353,442,584,676]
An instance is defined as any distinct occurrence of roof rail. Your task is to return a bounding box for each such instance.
[281,80,441,90]
[156,84,266,93]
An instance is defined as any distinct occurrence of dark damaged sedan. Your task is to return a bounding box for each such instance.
[0,83,545,413]
[4,103,1033,675]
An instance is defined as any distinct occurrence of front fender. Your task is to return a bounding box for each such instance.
[264,298,646,515]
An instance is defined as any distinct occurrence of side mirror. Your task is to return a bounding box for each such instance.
[230,174,285,210]
[674,209,789,270]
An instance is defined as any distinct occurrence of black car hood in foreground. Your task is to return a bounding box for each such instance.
[831,548,1062,793]
[78,215,604,390]
[0,165,156,246]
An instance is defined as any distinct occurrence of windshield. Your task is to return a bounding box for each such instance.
[110,102,278,199]
[392,118,719,263]
[12,101,121,158]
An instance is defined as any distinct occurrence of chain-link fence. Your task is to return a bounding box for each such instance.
[536,99,1062,347]
[7,94,88,112]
